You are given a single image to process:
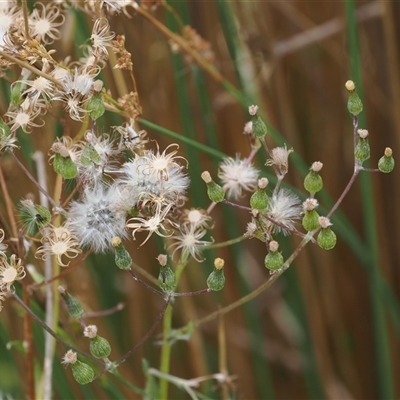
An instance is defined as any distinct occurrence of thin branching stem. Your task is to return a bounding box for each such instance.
[12,293,104,366]
[115,296,171,366]
[11,153,60,209]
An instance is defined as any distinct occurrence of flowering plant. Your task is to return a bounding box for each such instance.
[0,1,396,399]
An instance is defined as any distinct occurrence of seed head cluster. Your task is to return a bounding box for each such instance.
[0,1,324,317]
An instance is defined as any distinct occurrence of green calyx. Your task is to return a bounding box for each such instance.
[302,210,320,232]
[264,251,284,271]
[89,335,111,359]
[250,189,269,210]
[71,361,94,385]
[207,268,225,291]
[354,138,370,163]
[317,228,337,250]
[53,153,78,179]
[114,243,132,270]
[206,181,225,203]
[87,93,105,121]
[378,154,395,173]
[347,91,363,116]
[251,114,268,139]
[304,171,323,195]
[158,265,176,293]
[60,290,84,319]
[81,144,100,166]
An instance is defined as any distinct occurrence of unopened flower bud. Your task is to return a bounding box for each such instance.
[206,271,225,291]
[302,210,320,232]
[158,264,176,293]
[71,360,94,385]
[58,286,84,318]
[89,335,111,359]
[304,165,323,195]
[378,147,395,173]
[345,80,363,115]
[264,241,284,271]
[201,171,225,203]
[317,217,336,250]
[250,189,268,210]
[112,238,132,270]
[354,137,370,163]
[249,105,268,139]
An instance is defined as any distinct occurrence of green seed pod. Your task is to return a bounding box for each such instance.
[114,242,132,270]
[347,91,363,116]
[53,153,78,179]
[354,138,370,163]
[71,361,94,385]
[317,228,337,250]
[59,289,84,318]
[304,171,323,195]
[250,189,269,210]
[207,268,225,291]
[158,265,176,293]
[89,335,111,359]
[87,93,105,121]
[378,149,395,173]
[264,251,284,271]
[251,114,268,139]
[302,210,320,232]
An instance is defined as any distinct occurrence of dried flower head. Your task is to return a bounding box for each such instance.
[168,225,213,262]
[29,2,65,44]
[264,189,302,235]
[139,143,187,181]
[357,129,369,139]
[62,350,77,365]
[113,121,148,152]
[5,100,44,133]
[318,216,332,229]
[117,149,190,209]
[243,121,253,135]
[0,254,26,293]
[0,229,8,256]
[66,184,129,253]
[83,325,98,339]
[126,204,173,246]
[266,145,293,178]
[91,18,115,59]
[268,240,279,252]
[35,225,82,267]
[157,254,168,267]
[303,198,319,212]
[218,157,258,200]
[310,161,323,172]
[180,208,213,230]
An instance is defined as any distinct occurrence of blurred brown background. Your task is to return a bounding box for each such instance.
[2,1,400,399]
